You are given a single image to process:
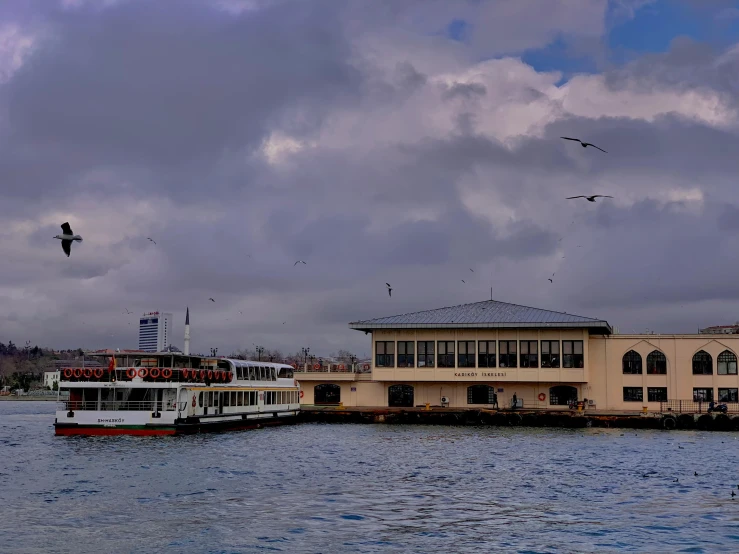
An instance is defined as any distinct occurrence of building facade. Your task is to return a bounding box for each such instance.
[138,311,173,352]
[294,300,739,412]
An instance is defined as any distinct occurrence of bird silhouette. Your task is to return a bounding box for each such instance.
[294,260,306,266]
[461,280,466,284]
[147,237,156,245]
[560,136,607,153]
[567,195,613,202]
[53,222,83,257]
[548,278,553,283]
[469,268,474,272]
[694,471,698,476]
[209,298,215,302]
[386,283,392,297]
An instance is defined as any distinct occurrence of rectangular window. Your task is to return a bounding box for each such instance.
[623,387,643,402]
[223,392,230,407]
[647,387,667,402]
[438,341,455,368]
[375,341,395,367]
[458,341,476,368]
[563,341,584,368]
[718,388,738,402]
[397,341,415,368]
[499,341,517,368]
[237,391,244,406]
[478,341,496,368]
[540,341,560,368]
[520,341,538,368]
[417,341,435,368]
[693,388,713,402]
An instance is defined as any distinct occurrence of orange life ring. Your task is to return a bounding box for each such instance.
[138,368,148,379]
[291,363,297,369]
[83,368,92,378]
[73,368,82,378]
[63,368,73,379]
[299,390,304,399]
[94,368,103,379]
[126,368,136,379]
[150,367,161,379]
[162,368,172,379]
[338,364,345,371]
[183,369,190,378]
[192,394,196,408]
[207,370,213,380]
[363,364,370,370]
[199,370,206,380]
[313,364,320,370]
[538,393,546,402]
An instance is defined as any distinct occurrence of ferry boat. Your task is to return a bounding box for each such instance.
[54,352,301,436]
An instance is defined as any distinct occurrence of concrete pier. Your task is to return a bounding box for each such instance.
[299,406,739,431]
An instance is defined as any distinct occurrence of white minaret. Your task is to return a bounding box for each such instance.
[184,306,191,356]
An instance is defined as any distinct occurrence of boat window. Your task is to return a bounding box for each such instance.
[252,391,257,405]
[236,367,243,380]
[230,391,236,406]
[208,391,213,407]
[224,392,230,407]
[237,392,243,406]
[199,392,203,408]
[271,368,276,381]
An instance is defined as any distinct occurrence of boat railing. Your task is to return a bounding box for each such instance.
[60,400,189,412]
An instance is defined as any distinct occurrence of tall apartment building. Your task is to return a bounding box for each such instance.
[138,311,173,352]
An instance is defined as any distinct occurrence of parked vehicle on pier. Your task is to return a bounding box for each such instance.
[54,352,300,436]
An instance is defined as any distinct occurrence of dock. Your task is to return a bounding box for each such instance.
[299,405,739,431]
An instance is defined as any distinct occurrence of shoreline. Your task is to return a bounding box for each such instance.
[0,396,60,402]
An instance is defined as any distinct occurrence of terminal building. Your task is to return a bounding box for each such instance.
[295,300,739,412]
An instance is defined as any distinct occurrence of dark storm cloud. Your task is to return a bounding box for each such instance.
[1,0,364,202]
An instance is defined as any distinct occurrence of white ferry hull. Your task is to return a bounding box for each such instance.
[54,410,299,436]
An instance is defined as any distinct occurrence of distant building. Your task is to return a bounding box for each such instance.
[138,311,173,352]
[700,324,739,335]
[43,371,59,389]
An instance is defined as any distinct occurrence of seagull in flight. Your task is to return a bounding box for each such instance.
[147,237,156,245]
[294,260,306,266]
[123,309,133,315]
[209,298,215,302]
[54,222,83,257]
[386,283,392,297]
[566,195,613,202]
[560,137,607,153]
[461,280,466,284]
[469,268,474,272]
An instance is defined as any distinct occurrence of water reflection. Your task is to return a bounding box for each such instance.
[0,402,737,553]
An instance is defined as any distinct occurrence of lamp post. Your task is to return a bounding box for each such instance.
[269,354,274,362]
[210,347,218,357]
[255,346,264,361]
[309,355,315,367]
[350,354,357,370]
[301,347,310,364]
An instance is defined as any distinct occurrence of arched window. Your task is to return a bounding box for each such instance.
[314,384,341,405]
[646,350,667,374]
[717,350,738,375]
[622,350,642,374]
[467,385,495,404]
[692,350,712,375]
[388,384,414,407]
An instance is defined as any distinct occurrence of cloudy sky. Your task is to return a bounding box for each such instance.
[1,0,739,356]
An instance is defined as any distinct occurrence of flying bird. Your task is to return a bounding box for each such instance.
[461,280,466,284]
[147,237,156,245]
[209,298,215,302]
[566,195,613,202]
[560,137,607,153]
[548,278,553,283]
[386,283,392,297]
[53,222,83,257]
[469,268,474,272]
[123,309,133,315]
[294,260,306,266]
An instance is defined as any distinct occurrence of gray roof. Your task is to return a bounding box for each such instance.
[349,300,612,334]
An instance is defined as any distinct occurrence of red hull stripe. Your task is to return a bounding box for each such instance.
[55,427,176,436]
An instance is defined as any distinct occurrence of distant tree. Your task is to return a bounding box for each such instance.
[52,381,58,391]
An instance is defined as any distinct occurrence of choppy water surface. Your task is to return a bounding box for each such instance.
[1,403,738,553]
